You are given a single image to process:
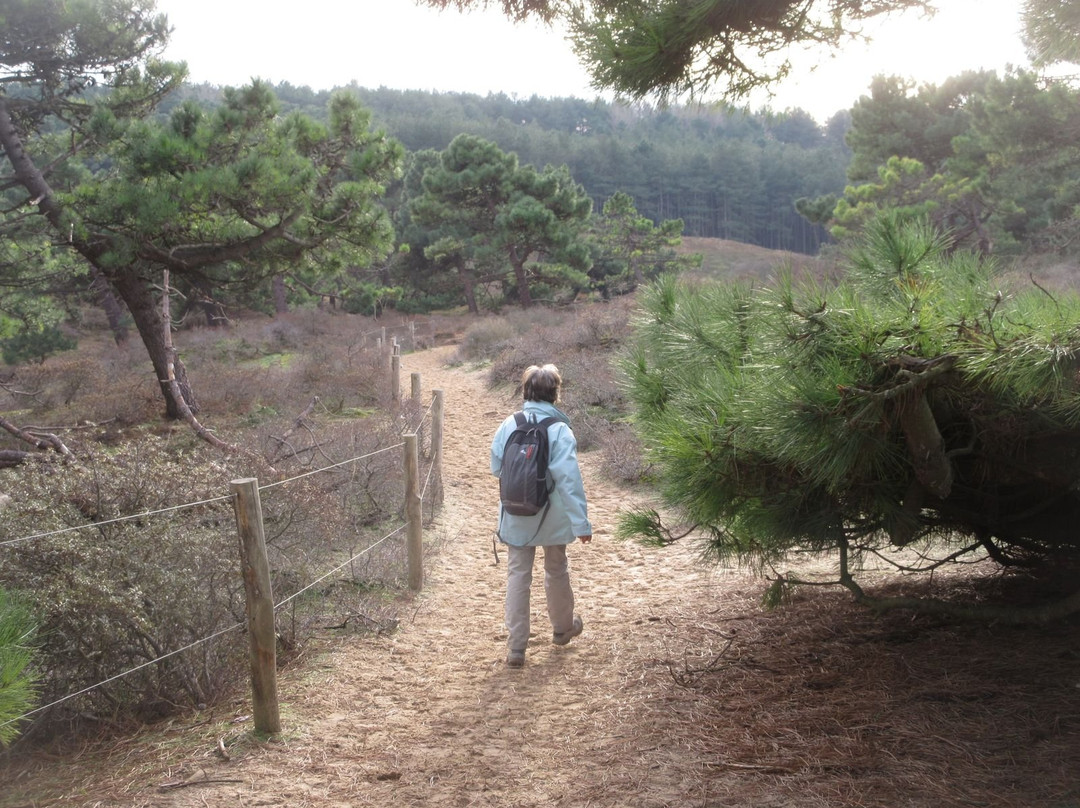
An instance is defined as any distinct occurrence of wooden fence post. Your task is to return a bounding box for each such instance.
[404,434,423,591]
[391,354,401,404]
[230,478,281,736]
[411,372,424,456]
[432,389,445,505]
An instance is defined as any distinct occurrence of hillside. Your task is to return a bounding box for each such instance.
[680,236,839,283]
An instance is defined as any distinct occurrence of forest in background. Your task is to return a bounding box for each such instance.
[165,82,849,255]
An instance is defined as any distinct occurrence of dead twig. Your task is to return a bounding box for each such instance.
[269,395,321,464]
[0,378,41,399]
[667,635,736,687]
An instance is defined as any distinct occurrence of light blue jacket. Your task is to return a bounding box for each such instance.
[490,401,592,546]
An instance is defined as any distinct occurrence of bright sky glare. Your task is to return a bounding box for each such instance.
[156,0,1034,122]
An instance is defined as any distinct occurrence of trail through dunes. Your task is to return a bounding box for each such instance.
[8,345,1076,808]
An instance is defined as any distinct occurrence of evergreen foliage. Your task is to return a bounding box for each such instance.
[587,191,702,297]
[819,70,1080,257]
[0,587,38,747]
[624,213,1080,612]
[1023,0,1080,66]
[0,326,76,365]
[208,82,848,255]
[422,0,931,102]
[407,133,592,309]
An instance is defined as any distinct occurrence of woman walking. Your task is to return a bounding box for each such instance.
[490,364,592,668]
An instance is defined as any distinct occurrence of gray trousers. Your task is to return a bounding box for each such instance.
[505,543,575,651]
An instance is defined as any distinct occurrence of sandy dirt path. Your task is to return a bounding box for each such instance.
[134,344,734,808]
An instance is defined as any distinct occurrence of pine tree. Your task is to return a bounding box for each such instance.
[623,212,1080,620]
[0,587,37,746]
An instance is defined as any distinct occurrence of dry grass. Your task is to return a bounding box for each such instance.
[0,307,462,741]
[680,236,842,285]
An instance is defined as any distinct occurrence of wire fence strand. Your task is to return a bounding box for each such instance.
[420,454,437,503]
[403,395,437,436]
[0,621,246,734]
[0,494,233,548]
[274,524,406,609]
[0,443,407,549]
[258,443,404,491]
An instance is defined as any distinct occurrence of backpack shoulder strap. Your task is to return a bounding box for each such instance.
[513,411,527,427]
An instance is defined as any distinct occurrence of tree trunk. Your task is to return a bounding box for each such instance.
[459,264,479,315]
[110,270,199,418]
[272,274,289,314]
[897,390,953,499]
[89,267,129,345]
[509,249,533,308]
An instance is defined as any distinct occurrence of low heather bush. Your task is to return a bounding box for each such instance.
[0,307,433,740]
[452,317,515,364]
[477,301,639,458]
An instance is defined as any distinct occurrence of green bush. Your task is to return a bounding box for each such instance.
[0,587,38,746]
[622,214,1080,605]
[1,326,76,365]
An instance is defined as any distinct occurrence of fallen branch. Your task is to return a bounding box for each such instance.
[0,449,35,468]
[23,418,117,432]
[158,775,244,791]
[0,378,41,400]
[0,414,73,459]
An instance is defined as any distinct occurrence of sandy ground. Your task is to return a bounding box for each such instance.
[71,345,734,808]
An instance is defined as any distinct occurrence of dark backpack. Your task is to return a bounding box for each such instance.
[499,412,559,517]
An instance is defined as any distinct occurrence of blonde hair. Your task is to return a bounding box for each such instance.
[521,364,561,403]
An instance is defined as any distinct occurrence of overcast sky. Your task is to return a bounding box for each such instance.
[155,0,1034,122]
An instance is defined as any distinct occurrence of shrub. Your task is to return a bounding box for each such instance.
[2,444,248,727]
[1,326,76,366]
[453,317,515,363]
[0,410,408,735]
[0,587,38,746]
[598,422,652,484]
[477,301,636,454]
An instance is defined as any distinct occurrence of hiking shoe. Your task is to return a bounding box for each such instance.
[552,616,583,646]
[506,649,526,668]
